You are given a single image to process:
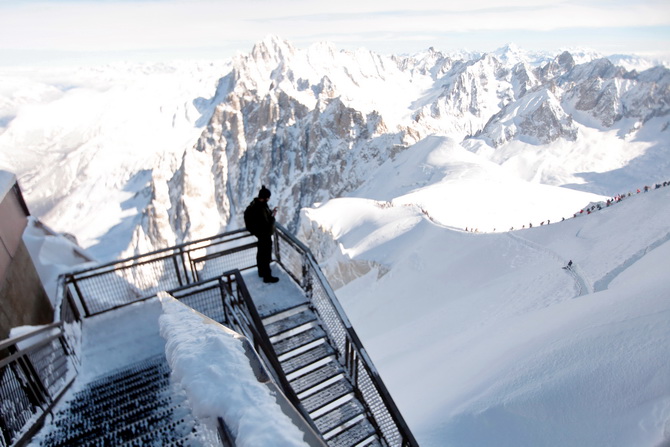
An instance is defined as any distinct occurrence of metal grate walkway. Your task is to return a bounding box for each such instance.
[35,355,208,447]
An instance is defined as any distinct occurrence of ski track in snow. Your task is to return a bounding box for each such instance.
[593,230,670,292]
[505,231,592,296]
[562,265,588,297]
[507,226,670,296]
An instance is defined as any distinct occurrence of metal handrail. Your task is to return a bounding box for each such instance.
[62,230,258,318]
[68,229,249,277]
[0,322,79,447]
[0,322,62,353]
[217,417,236,447]
[274,224,419,447]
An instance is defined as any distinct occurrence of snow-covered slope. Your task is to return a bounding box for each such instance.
[1,37,668,261]
[0,61,229,259]
[300,180,670,447]
[347,136,606,232]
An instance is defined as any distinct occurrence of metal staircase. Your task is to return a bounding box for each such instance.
[36,355,207,447]
[263,304,382,447]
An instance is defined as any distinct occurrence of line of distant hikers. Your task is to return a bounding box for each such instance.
[463,180,670,234]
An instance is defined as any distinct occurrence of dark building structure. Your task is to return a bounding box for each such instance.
[0,170,53,340]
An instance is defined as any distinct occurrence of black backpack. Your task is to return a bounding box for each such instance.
[244,201,256,234]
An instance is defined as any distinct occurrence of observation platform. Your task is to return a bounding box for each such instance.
[1,226,417,447]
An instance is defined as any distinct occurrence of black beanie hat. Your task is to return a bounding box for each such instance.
[259,185,271,199]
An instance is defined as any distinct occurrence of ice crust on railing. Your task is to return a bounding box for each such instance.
[158,294,310,447]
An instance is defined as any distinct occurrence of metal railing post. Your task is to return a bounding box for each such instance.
[172,254,184,287]
[69,278,91,318]
[273,228,281,265]
[63,288,81,322]
[302,254,313,301]
[8,348,47,410]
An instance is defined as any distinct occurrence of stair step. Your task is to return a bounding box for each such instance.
[289,361,342,395]
[297,373,345,400]
[264,309,317,338]
[272,326,327,357]
[59,373,172,416]
[80,356,166,393]
[45,402,192,447]
[116,417,200,447]
[280,343,335,375]
[78,372,170,406]
[67,357,169,408]
[51,393,176,434]
[161,429,212,447]
[262,303,311,325]
[323,414,366,440]
[313,399,367,435]
[301,378,354,413]
[38,355,206,447]
[344,436,383,447]
[326,418,379,447]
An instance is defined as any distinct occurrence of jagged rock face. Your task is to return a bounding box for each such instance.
[473,88,578,148]
[409,54,521,138]
[559,58,670,127]
[134,37,669,251]
[537,51,576,80]
[194,42,408,232]
[474,54,670,145]
[519,94,578,143]
[512,63,536,99]
[575,78,622,127]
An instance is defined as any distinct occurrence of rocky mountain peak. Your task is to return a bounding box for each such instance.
[128,39,668,253]
[494,42,527,66]
[249,35,296,65]
[556,51,576,71]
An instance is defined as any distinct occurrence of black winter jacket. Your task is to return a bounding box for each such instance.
[245,198,275,237]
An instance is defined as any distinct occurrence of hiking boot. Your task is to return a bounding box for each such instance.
[263,275,279,283]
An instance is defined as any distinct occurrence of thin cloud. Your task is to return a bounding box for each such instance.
[0,0,668,62]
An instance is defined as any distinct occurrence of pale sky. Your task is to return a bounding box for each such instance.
[0,0,669,66]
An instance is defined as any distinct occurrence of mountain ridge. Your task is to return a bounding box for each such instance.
[0,37,668,260]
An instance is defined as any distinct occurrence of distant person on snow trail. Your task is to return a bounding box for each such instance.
[244,185,279,283]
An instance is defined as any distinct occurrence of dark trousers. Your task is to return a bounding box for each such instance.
[256,235,273,278]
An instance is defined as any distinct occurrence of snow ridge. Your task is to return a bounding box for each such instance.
[1,37,668,262]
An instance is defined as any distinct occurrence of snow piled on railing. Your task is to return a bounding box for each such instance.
[158,294,310,447]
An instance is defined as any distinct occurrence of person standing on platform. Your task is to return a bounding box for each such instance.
[244,185,279,283]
